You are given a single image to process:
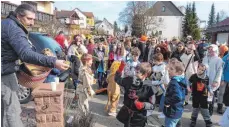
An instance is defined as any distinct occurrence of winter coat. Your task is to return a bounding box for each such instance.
[1,12,56,75]
[202,55,224,91]
[171,49,186,62]
[70,55,82,80]
[222,53,229,83]
[138,42,146,62]
[163,77,187,119]
[115,72,155,126]
[223,83,229,106]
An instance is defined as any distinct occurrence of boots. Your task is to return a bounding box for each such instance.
[205,120,213,127]
[190,117,197,127]
[217,103,223,114]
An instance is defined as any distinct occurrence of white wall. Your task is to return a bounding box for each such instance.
[74,9,86,29]
[147,16,183,40]
[97,22,114,35]
[9,1,21,5]
[217,33,229,44]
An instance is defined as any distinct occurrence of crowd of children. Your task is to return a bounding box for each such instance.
[54,33,229,127]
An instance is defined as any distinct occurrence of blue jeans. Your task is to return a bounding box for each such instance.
[159,84,166,111]
[165,117,180,127]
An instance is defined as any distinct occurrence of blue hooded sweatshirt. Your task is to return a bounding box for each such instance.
[163,75,187,119]
[222,53,229,83]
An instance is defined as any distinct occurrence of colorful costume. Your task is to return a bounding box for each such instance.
[105,61,121,115]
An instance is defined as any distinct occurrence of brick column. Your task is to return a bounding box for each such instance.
[32,83,65,127]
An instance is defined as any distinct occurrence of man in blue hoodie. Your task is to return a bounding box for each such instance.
[218,52,229,114]
[163,58,187,127]
[1,4,69,127]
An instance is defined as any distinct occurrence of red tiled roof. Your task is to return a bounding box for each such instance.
[82,12,94,18]
[214,17,229,27]
[56,10,79,19]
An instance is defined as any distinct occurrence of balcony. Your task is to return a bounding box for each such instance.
[1,1,53,22]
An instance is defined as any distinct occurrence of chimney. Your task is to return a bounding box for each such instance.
[55,7,58,11]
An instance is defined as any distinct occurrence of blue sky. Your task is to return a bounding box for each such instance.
[54,1,229,28]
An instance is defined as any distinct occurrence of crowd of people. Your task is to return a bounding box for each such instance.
[55,31,229,127]
[1,3,228,127]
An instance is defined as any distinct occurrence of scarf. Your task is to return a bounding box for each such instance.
[172,75,185,82]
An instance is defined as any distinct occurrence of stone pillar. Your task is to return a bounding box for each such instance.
[32,83,65,127]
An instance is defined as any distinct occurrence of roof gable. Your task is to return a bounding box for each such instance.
[146,1,184,16]
[83,12,94,18]
[72,8,86,17]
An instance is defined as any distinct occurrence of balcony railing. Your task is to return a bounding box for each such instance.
[1,1,53,22]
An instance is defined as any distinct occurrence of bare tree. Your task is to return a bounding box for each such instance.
[36,19,66,38]
[119,1,163,36]
[219,10,228,21]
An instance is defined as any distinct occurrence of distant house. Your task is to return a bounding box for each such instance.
[205,17,229,45]
[55,10,80,35]
[83,12,95,29]
[145,1,184,40]
[72,8,87,29]
[95,18,114,36]
[1,1,55,32]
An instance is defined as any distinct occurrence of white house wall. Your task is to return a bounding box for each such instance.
[217,33,229,44]
[147,16,183,40]
[74,9,87,29]
[97,22,114,36]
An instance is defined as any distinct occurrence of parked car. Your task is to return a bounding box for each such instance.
[17,32,65,104]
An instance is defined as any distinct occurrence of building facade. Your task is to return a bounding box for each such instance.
[145,1,184,40]
[95,18,114,36]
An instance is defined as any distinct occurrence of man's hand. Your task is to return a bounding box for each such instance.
[134,100,145,110]
[55,60,70,71]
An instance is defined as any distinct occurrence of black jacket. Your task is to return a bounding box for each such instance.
[171,49,186,62]
[1,12,56,75]
[223,84,229,106]
[138,42,146,62]
[115,72,154,126]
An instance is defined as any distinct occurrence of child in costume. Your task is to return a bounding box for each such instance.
[150,53,170,118]
[123,47,141,78]
[189,63,213,127]
[42,48,61,83]
[105,61,121,116]
[115,62,155,127]
[77,54,95,114]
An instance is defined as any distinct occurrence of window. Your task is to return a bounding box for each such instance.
[159,31,162,35]
[162,6,166,12]
[102,25,104,27]
[80,23,84,26]
[80,17,84,20]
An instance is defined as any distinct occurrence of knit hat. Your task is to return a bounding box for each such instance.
[140,35,147,42]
